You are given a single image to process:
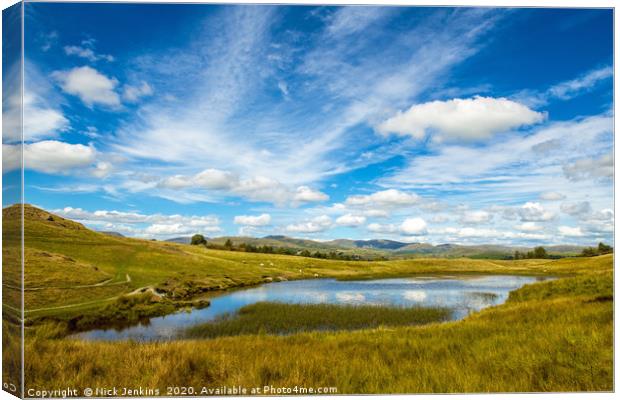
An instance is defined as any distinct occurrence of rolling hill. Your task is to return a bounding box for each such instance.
[165,234,586,259]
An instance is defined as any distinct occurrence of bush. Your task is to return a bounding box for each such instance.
[190,234,207,246]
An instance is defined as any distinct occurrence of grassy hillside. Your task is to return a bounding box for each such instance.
[24,257,613,393]
[4,204,596,324]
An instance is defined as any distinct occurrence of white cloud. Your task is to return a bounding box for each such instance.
[194,169,237,190]
[563,152,613,181]
[445,227,497,238]
[52,66,120,107]
[366,222,398,234]
[377,96,545,141]
[234,213,271,227]
[55,207,220,238]
[159,169,236,191]
[400,217,428,236]
[518,202,555,222]
[560,201,591,217]
[548,66,612,100]
[335,214,366,227]
[294,186,329,203]
[21,92,69,142]
[588,209,614,222]
[460,210,492,224]
[345,189,419,208]
[4,63,69,142]
[3,141,97,174]
[64,45,114,62]
[516,65,613,107]
[514,222,543,232]
[363,209,390,218]
[122,81,153,102]
[326,6,392,37]
[539,191,566,201]
[158,170,327,206]
[92,161,114,178]
[286,215,332,233]
[558,226,585,237]
[2,144,20,172]
[384,114,612,189]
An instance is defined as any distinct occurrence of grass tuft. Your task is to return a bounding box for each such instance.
[185,302,451,338]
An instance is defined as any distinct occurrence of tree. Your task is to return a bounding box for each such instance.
[580,247,597,257]
[533,246,548,259]
[598,242,613,254]
[224,239,234,250]
[190,234,207,246]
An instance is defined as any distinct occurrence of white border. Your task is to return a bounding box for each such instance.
[0,1,616,400]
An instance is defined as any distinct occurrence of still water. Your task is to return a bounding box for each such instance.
[73,275,549,341]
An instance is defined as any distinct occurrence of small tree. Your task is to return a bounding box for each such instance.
[533,246,548,259]
[580,247,597,257]
[224,239,234,250]
[190,234,207,246]
[598,242,613,254]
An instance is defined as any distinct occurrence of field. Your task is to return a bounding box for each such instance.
[1,205,614,394]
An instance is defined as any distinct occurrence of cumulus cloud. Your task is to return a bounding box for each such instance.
[3,140,97,174]
[64,45,114,62]
[345,189,419,208]
[367,222,397,234]
[2,144,20,172]
[363,209,390,218]
[377,96,545,141]
[563,153,613,181]
[400,217,428,236]
[294,186,329,203]
[335,214,366,227]
[558,226,584,237]
[234,213,271,227]
[52,66,120,107]
[4,64,69,143]
[514,222,543,232]
[122,81,153,102]
[157,169,327,206]
[19,92,69,142]
[286,215,332,233]
[92,161,114,178]
[518,202,555,222]
[539,191,566,201]
[460,210,492,224]
[55,206,220,238]
[560,201,592,217]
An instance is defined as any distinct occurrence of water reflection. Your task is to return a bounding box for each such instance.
[73,274,550,342]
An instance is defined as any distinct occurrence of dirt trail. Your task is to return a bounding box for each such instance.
[3,273,131,291]
[3,274,138,315]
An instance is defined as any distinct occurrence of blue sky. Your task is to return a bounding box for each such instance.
[2,4,614,245]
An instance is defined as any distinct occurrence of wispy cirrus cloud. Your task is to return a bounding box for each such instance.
[103,7,504,203]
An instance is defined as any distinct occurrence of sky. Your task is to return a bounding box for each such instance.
[2,3,614,246]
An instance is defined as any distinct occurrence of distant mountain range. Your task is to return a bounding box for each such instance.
[164,235,586,259]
